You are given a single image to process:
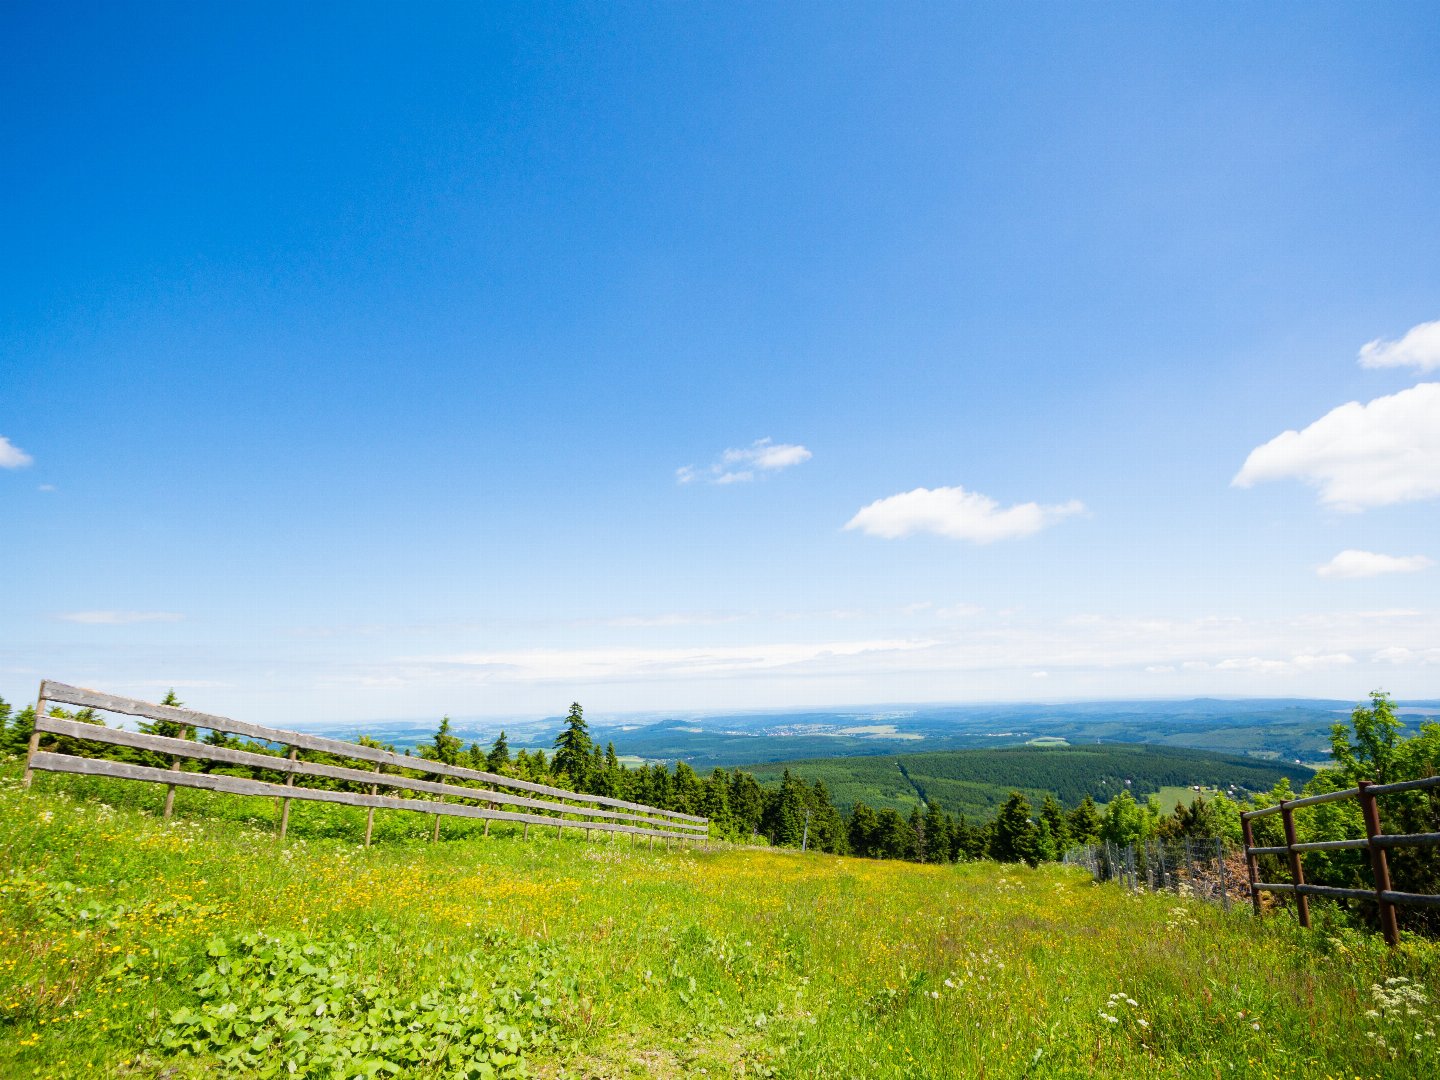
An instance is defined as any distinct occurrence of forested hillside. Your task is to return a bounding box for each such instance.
[745,743,1303,820]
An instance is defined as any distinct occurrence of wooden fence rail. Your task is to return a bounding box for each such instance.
[1241,773,1440,945]
[22,681,708,848]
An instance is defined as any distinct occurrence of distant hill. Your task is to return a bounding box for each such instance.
[298,697,1440,774]
[741,743,1307,820]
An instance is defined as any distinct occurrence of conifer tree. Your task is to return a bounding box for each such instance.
[486,730,511,772]
[1067,795,1103,846]
[991,791,1040,865]
[552,702,593,785]
[138,689,187,739]
[423,716,463,765]
[1039,794,1070,855]
[922,801,948,863]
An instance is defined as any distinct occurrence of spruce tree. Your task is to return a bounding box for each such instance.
[991,791,1040,865]
[486,730,511,772]
[552,702,593,784]
[425,716,463,766]
[138,689,187,739]
[1067,795,1103,847]
[1039,794,1070,855]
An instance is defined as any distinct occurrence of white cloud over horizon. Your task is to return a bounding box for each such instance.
[56,611,186,625]
[1233,382,1440,510]
[677,437,812,485]
[1359,319,1440,372]
[1316,549,1434,580]
[0,435,34,469]
[845,485,1084,543]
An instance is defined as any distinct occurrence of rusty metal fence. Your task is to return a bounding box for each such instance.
[1241,775,1440,945]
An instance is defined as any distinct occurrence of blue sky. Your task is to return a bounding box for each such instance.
[3,3,1439,723]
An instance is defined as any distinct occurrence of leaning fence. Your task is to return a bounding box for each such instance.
[1064,837,1246,911]
[23,681,708,848]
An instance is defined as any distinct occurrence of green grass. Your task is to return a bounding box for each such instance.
[3,761,1438,1079]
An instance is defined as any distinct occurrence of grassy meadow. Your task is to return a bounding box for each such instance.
[3,762,1438,1079]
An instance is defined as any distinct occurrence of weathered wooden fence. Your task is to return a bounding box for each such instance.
[23,681,708,848]
[1241,775,1440,945]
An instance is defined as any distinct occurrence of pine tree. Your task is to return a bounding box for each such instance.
[423,716,463,765]
[1039,794,1070,856]
[486,730,511,772]
[991,791,1040,865]
[874,808,910,859]
[138,689,187,739]
[1067,795,1103,847]
[848,801,880,857]
[922,801,948,863]
[552,702,593,785]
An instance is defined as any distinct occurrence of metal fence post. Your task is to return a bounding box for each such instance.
[1358,781,1400,946]
[1280,802,1310,928]
[1241,815,1261,915]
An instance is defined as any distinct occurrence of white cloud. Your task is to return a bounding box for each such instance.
[677,437,812,485]
[0,435,33,469]
[421,638,939,682]
[935,603,985,620]
[1316,549,1434,580]
[1359,319,1440,372]
[845,485,1084,543]
[57,611,185,625]
[1372,646,1440,666]
[1233,383,1440,510]
[1215,653,1355,675]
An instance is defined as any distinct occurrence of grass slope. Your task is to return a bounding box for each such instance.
[744,744,1304,820]
[3,764,1437,1079]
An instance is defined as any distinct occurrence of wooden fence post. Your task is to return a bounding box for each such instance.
[278,745,298,838]
[433,798,443,842]
[1280,802,1309,928]
[1358,781,1400,946]
[523,821,529,840]
[364,764,381,847]
[22,682,47,788]
[163,725,192,820]
[1241,815,1261,915]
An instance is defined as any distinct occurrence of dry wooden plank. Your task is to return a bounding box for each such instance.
[40,682,707,824]
[35,717,707,833]
[27,752,704,841]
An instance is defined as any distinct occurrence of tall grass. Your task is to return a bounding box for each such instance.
[2,762,1437,1078]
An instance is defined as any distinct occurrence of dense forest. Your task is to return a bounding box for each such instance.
[744,742,1299,820]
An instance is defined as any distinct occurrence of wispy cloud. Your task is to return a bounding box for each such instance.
[845,485,1084,543]
[1359,319,1440,372]
[1316,549,1434,580]
[419,638,939,682]
[0,435,33,469]
[677,437,812,485]
[1233,383,1440,510]
[56,611,185,625]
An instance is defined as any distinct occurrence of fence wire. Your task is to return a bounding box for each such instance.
[1064,837,1250,910]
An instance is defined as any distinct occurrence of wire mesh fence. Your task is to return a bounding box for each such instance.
[1064,836,1251,911]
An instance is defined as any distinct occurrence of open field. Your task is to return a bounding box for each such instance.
[3,763,1438,1079]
